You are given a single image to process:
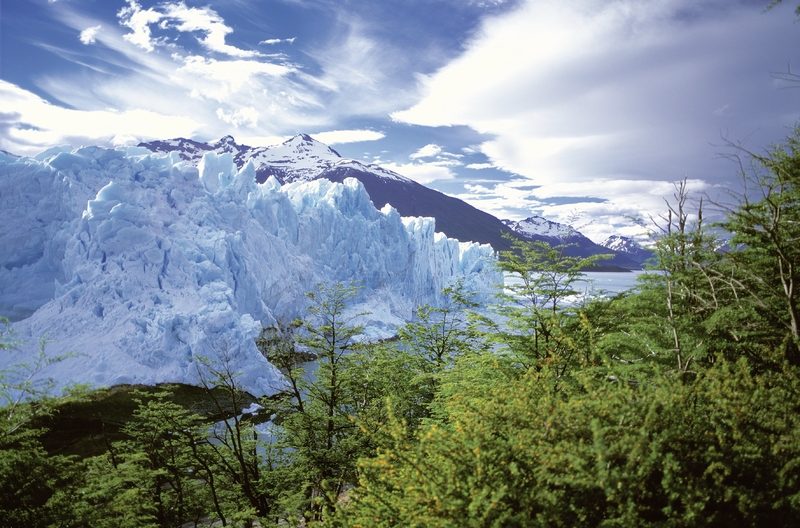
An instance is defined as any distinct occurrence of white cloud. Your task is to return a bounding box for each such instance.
[428,158,462,167]
[79,25,101,45]
[216,106,259,128]
[301,14,421,119]
[118,0,162,52]
[310,129,385,144]
[410,143,443,159]
[176,55,292,102]
[381,161,456,184]
[0,80,200,155]
[408,144,464,171]
[29,8,327,148]
[465,162,494,170]
[393,0,799,232]
[117,0,263,58]
[468,0,512,6]
[163,2,262,58]
[452,179,543,222]
[31,1,423,152]
[260,37,296,45]
[453,176,710,242]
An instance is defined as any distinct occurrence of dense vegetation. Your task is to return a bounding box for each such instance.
[2,130,799,526]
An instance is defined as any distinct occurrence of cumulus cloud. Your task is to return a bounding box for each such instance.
[177,55,292,102]
[23,0,432,154]
[12,4,327,153]
[117,1,162,52]
[79,25,101,45]
[117,0,263,58]
[407,144,465,176]
[410,143,443,159]
[453,175,711,242]
[163,2,263,58]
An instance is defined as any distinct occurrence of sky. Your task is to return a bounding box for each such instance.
[1,0,798,242]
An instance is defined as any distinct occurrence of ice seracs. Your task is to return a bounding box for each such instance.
[0,146,500,396]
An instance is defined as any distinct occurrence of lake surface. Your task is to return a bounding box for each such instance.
[503,270,646,306]
[575,271,645,297]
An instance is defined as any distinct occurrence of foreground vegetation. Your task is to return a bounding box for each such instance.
[2,131,799,526]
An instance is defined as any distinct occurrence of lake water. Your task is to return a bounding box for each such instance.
[503,270,646,306]
[575,271,645,297]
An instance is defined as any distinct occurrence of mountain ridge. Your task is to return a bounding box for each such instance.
[138,135,642,269]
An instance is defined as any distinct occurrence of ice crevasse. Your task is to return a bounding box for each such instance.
[0,146,500,395]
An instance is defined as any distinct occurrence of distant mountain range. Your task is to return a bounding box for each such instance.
[139,134,652,269]
[600,235,655,267]
[501,218,653,269]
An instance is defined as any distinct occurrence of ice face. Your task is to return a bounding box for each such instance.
[0,147,500,396]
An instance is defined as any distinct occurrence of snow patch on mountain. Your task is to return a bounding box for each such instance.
[140,134,409,185]
[502,216,580,240]
[0,147,499,396]
[601,235,654,267]
[602,235,640,252]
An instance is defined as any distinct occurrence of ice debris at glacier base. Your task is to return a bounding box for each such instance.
[0,146,500,395]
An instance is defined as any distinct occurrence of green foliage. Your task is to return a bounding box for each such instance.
[332,132,800,526]
[476,238,609,383]
[768,0,800,17]
[722,133,800,363]
[0,430,82,528]
[5,129,800,526]
[276,282,372,520]
[73,391,217,527]
[195,355,289,524]
[335,359,800,527]
[0,323,84,528]
[394,283,485,422]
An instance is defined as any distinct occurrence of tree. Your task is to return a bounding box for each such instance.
[0,319,84,528]
[394,282,485,424]
[72,391,224,527]
[722,132,800,364]
[335,356,800,527]
[279,282,370,521]
[482,237,610,377]
[195,351,290,525]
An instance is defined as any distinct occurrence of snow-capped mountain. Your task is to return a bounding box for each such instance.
[140,134,404,185]
[141,135,651,270]
[0,146,499,396]
[601,235,654,267]
[502,216,580,240]
[501,216,644,270]
[139,135,520,251]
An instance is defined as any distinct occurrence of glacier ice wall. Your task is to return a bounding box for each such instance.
[0,147,500,395]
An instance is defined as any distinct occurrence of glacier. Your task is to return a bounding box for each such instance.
[0,146,500,396]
